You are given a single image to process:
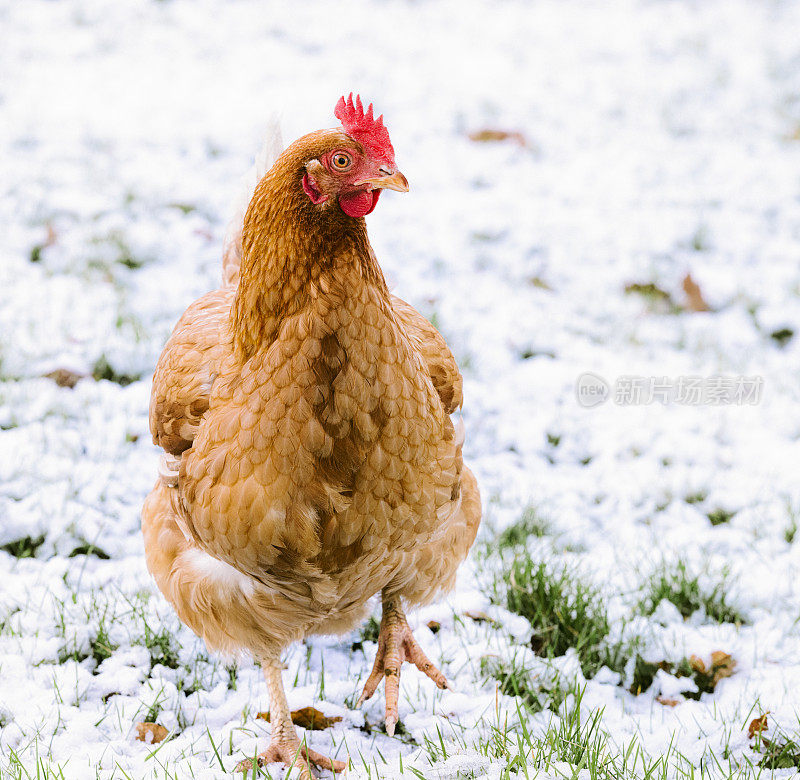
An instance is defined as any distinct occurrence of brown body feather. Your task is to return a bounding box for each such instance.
[142,129,481,662]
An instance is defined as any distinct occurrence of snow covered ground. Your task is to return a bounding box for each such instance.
[3,0,800,777]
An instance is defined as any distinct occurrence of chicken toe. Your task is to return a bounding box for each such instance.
[236,658,347,777]
[235,738,345,779]
[356,592,450,736]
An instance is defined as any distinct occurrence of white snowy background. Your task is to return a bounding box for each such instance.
[2,0,800,778]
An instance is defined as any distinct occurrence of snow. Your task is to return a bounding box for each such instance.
[3,0,800,777]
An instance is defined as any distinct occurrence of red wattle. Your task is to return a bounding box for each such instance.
[339,189,380,218]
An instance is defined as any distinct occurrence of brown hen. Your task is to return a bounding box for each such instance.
[141,95,481,777]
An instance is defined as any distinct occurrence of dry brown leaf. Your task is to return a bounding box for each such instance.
[748,714,769,738]
[690,651,737,689]
[257,707,342,731]
[656,696,681,707]
[135,722,169,744]
[689,654,707,675]
[682,273,710,312]
[709,651,736,684]
[45,368,84,389]
[426,620,441,633]
[468,129,529,147]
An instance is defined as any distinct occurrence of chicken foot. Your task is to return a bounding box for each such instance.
[236,658,347,778]
[356,592,450,736]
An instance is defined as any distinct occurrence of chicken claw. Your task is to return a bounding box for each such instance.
[356,593,450,736]
[235,738,346,779]
[237,658,347,778]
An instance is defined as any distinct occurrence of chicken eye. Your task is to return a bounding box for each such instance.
[331,152,352,171]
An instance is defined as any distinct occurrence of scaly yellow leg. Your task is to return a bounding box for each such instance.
[356,592,450,735]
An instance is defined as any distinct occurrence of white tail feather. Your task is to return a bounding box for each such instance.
[221,118,284,288]
[452,414,466,448]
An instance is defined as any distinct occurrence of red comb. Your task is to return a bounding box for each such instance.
[334,93,395,165]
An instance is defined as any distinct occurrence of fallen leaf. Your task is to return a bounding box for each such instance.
[682,273,710,312]
[656,696,681,707]
[135,722,169,744]
[468,129,529,147]
[748,714,769,738]
[690,651,736,690]
[257,707,342,731]
[464,610,492,623]
[45,368,84,389]
[709,651,736,684]
[689,655,707,675]
[426,620,441,633]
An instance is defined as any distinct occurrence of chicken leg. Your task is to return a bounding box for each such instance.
[236,658,347,778]
[356,592,450,736]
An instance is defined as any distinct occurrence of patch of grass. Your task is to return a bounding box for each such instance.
[756,728,800,769]
[629,652,736,700]
[226,664,238,691]
[630,657,669,695]
[540,689,612,771]
[68,543,111,560]
[684,490,707,505]
[1,535,46,559]
[117,256,143,270]
[625,282,671,301]
[351,615,380,651]
[1,746,72,780]
[496,506,550,549]
[177,667,205,697]
[638,561,745,624]
[57,603,119,668]
[464,686,675,780]
[91,354,141,386]
[519,347,557,360]
[108,231,145,270]
[90,614,118,665]
[143,626,181,670]
[707,507,736,526]
[144,692,164,724]
[770,327,794,347]
[480,653,570,713]
[784,501,798,544]
[501,556,619,677]
[0,608,20,638]
[691,225,710,252]
[167,202,198,214]
[624,281,680,314]
[121,590,182,671]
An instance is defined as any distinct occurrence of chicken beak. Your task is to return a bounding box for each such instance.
[356,169,410,193]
